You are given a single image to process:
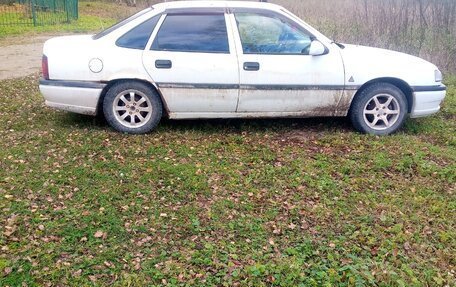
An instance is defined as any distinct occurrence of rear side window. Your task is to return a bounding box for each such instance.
[116,15,161,50]
[93,8,152,40]
[151,14,229,53]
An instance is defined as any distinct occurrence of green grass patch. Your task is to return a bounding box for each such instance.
[0,75,455,286]
[0,14,115,37]
[0,1,133,38]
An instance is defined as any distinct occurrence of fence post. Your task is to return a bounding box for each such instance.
[75,0,78,20]
[30,0,37,26]
[64,0,69,23]
[67,0,70,22]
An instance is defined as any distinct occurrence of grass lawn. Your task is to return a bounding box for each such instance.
[0,1,135,38]
[0,75,454,286]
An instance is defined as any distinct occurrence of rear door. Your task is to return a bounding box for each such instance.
[142,10,239,116]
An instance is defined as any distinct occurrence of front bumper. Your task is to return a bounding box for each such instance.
[410,84,446,118]
[39,79,106,116]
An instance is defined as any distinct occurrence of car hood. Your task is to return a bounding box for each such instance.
[340,44,438,86]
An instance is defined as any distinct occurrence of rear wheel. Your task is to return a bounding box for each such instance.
[103,81,162,134]
[350,83,408,135]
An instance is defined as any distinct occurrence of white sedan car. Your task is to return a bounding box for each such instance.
[39,0,446,135]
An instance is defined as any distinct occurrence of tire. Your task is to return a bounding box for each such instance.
[103,81,162,134]
[349,83,408,135]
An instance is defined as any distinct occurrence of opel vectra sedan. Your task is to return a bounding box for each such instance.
[39,1,446,135]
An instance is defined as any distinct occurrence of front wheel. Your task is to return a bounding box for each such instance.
[349,83,408,135]
[103,81,162,134]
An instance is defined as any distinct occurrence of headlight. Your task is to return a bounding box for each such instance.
[435,70,443,82]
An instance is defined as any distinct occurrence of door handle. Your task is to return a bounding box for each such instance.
[243,62,260,71]
[155,60,172,69]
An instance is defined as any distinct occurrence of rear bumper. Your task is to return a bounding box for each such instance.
[410,85,446,118]
[39,79,106,116]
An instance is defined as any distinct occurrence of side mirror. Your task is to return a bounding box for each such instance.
[309,40,328,56]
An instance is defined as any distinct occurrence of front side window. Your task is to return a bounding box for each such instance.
[234,12,312,55]
[151,14,229,53]
[116,15,161,50]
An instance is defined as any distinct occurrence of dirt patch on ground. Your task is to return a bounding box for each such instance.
[0,34,64,80]
[277,129,322,146]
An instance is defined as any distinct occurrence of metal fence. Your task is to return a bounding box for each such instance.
[0,0,78,26]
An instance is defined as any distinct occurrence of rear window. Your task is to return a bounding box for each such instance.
[116,15,161,49]
[151,14,229,53]
[93,8,152,40]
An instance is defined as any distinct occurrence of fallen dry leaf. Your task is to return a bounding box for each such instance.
[4,267,12,275]
[404,242,412,251]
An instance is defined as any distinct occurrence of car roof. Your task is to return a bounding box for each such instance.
[152,1,282,12]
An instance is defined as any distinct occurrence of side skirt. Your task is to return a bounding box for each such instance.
[168,111,345,120]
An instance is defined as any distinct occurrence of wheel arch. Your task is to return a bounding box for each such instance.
[351,77,414,113]
[96,78,169,117]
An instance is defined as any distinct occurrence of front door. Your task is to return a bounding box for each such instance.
[230,10,345,116]
[143,12,239,116]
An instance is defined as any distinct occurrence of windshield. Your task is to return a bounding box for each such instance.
[93,8,152,40]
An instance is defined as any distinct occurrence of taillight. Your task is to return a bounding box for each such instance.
[42,55,49,80]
